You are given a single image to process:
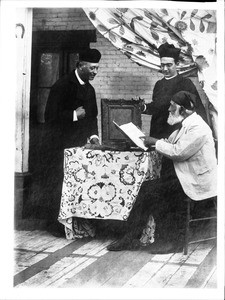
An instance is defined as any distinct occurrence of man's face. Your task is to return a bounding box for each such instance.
[79,62,99,82]
[160,57,178,78]
[167,101,184,125]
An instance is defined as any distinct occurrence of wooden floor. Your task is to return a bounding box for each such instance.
[14,229,217,288]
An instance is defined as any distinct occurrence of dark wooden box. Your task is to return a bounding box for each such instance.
[101,99,142,146]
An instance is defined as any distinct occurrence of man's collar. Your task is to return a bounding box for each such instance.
[182,112,197,127]
[75,69,85,85]
[164,74,178,80]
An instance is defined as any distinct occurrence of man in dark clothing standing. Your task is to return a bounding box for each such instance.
[43,48,102,236]
[45,48,101,149]
[142,42,208,139]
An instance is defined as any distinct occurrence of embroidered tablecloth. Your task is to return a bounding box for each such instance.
[58,147,161,239]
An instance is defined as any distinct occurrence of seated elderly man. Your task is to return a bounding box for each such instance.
[107,90,217,253]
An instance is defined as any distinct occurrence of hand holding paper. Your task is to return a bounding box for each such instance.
[140,136,158,147]
[113,121,148,151]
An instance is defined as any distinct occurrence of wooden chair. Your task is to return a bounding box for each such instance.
[183,196,217,255]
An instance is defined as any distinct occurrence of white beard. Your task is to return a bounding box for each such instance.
[167,113,184,125]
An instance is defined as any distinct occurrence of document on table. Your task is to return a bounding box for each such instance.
[113,121,148,151]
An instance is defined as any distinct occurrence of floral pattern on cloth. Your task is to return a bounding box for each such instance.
[64,218,96,240]
[84,8,216,76]
[139,214,156,246]
[58,147,161,240]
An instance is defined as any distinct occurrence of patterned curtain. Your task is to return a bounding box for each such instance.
[83,7,217,137]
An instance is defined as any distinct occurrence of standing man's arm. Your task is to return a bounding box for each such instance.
[45,79,74,124]
[141,81,162,115]
[84,89,100,145]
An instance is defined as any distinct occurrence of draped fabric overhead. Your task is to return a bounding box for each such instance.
[83,7,217,137]
[84,8,216,73]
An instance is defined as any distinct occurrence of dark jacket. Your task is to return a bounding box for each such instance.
[144,74,208,139]
[45,70,98,150]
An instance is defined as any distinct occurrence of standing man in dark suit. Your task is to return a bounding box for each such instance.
[45,48,101,149]
[142,42,208,140]
[43,48,102,236]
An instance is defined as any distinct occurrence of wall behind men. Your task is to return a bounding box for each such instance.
[33,7,164,137]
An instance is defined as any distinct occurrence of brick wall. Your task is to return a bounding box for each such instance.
[33,8,163,137]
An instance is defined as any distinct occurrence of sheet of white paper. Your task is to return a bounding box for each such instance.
[117,122,148,150]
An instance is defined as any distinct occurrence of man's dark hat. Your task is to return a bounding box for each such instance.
[79,49,101,63]
[171,91,196,110]
[158,42,181,61]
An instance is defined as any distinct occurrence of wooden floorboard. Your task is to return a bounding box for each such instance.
[185,242,217,288]
[14,250,49,275]
[14,235,90,287]
[14,230,46,247]
[14,230,217,289]
[124,260,167,288]
[37,239,114,288]
[203,267,217,288]
[98,250,154,288]
[57,248,126,288]
[164,242,214,288]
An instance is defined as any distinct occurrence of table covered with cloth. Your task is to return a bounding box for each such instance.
[58,147,161,240]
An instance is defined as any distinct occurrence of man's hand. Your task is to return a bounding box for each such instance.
[139,98,146,112]
[90,137,100,145]
[84,137,100,149]
[132,97,145,112]
[140,136,158,147]
[76,106,86,119]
